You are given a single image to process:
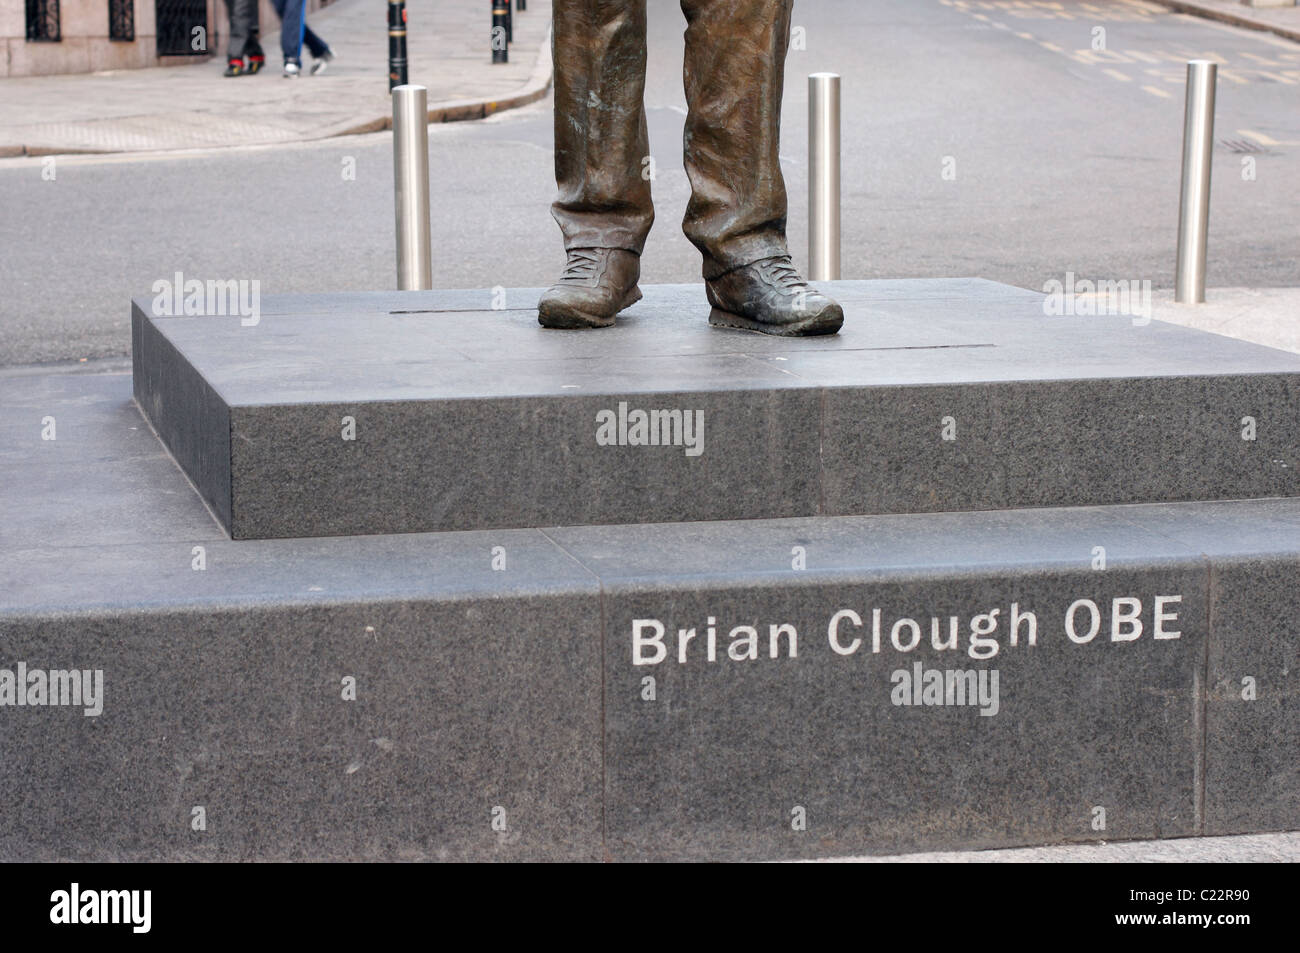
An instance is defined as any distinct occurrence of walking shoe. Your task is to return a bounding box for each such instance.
[310,49,334,75]
[246,55,265,74]
[538,248,642,329]
[705,255,843,336]
[283,59,301,78]
[223,58,244,77]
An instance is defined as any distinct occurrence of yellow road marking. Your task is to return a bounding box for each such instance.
[1102,68,1131,82]
[1239,129,1278,146]
[1142,85,1171,98]
[1239,129,1300,147]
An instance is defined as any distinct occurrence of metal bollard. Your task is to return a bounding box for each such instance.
[808,73,841,282]
[492,0,509,63]
[517,0,526,10]
[387,0,408,91]
[506,0,513,43]
[1175,60,1217,304]
[393,85,432,291]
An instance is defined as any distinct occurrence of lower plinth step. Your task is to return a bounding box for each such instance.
[131,279,1300,540]
[2,368,1296,859]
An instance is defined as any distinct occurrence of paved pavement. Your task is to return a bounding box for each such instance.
[2,0,1294,157]
[1,0,1297,369]
[1149,0,1300,43]
[819,830,1300,862]
[1061,285,1300,353]
[1154,287,1300,353]
[0,0,552,155]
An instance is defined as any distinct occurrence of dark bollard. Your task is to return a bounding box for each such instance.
[505,0,513,44]
[492,0,508,63]
[517,0,526,10]
[388,0,408,90]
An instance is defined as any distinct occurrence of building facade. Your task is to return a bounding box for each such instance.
[2,0,330,76]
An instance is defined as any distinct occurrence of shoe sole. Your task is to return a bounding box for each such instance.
[537,285,642,330]
[708,306,844,336]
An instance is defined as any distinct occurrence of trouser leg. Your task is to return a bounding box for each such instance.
[550,0,654,255]
[302,24,329,59]
[246,23,264,62]
[224,0,257,60]
[679,0,794,278]
[274,0,306,61]
[242,0,262,59]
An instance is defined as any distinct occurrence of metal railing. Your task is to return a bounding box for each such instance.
[25,0,60,42]
[109,0,135,42]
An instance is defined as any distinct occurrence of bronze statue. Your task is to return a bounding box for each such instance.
[538,0,843,336]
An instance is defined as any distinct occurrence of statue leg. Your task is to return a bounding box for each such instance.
[550,0,655,255]
[679,0,794,279]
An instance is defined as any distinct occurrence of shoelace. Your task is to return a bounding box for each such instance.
[760,256,806,291]
[560,248,603,281]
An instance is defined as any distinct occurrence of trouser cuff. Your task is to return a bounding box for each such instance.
[699,234,792,280]
[559,229,648,258]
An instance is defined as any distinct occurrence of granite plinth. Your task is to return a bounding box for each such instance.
[1107,500,1300,835]
[4,368,1299,859]
[2,372,603,861]
[550,509,1210,860]
[130,280,1300,539]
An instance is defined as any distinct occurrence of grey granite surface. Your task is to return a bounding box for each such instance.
[551,510,1209,859]
[3,344,1298,859]
[130,281,1300,539]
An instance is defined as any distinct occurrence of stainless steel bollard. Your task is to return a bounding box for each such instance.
[393,85,432,291]
[1175,60,1217,304]
[809,73,841,282]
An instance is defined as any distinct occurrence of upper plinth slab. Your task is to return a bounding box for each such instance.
[131,280,1300,539]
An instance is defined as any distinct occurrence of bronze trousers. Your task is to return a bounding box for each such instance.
[551,0,795,279]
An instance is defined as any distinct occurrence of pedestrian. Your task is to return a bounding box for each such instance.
[272,0,336,78]
[221,0,266,76]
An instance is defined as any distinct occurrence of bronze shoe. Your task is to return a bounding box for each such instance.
[705,255,843,336]
[538,247,642,329]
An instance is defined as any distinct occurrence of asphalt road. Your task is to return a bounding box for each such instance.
[0,0,1297,366]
